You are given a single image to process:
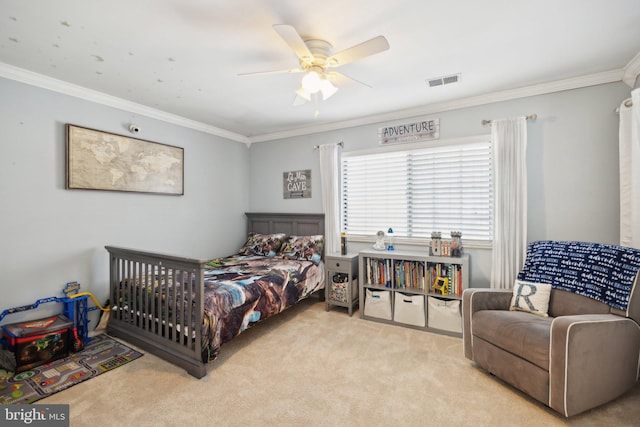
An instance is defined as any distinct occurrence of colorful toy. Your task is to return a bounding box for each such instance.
[0,282,110,353]
[3,315,72,372]
[433,276,449,295]
[61,282,111,351]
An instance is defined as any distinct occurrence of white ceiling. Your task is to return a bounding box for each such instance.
[1,0,639,143]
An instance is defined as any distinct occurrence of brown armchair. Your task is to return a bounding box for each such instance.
[462,241,640,417]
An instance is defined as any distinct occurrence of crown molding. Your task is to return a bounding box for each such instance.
[249,69,624,143]
[0,61,626,145]
[622,52,640,88]
[0,62,250,144]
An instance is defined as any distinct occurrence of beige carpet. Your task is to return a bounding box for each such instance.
[41,298,640,426]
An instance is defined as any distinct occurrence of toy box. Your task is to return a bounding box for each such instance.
[2,314,72,372]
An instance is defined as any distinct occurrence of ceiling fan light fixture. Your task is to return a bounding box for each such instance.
[319,78,338,100]
[296,87,311,102]
[301,70,322,93]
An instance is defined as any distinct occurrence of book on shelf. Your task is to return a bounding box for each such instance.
[365,257,392,287]
[365,257,426,290]
[428,262,463,297]
[364,256,464,297]
[393,260,426,290]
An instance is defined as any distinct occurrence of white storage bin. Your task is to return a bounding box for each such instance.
[364,289,392,320]
[393,293,426,327]
[427,296,462,333]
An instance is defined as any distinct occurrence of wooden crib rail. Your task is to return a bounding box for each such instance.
[105,246,209,378]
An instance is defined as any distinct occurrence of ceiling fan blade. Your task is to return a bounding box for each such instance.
[237,68,303,77]
[273,24,314,64]
[328,36,389,67]
[328,71,372,89]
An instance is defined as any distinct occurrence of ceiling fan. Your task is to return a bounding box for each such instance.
[240,24,390,112]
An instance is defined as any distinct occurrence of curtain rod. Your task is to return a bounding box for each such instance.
[313,141,344,149]
[481,113,537,127]
[615,99,633,113]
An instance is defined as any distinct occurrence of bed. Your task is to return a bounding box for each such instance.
[105,212,325,378]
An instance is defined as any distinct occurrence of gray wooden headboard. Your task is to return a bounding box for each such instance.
[245,212,325,236]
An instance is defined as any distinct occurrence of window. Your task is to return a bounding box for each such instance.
[341,136,492,244]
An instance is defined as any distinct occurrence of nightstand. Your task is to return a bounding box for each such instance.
[325,253,359,316]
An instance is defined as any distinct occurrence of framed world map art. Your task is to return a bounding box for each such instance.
[66,124,184,195]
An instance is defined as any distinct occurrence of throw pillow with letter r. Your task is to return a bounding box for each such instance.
[510,280,552,317]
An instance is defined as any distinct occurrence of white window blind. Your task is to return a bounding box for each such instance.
[341,137,493,242]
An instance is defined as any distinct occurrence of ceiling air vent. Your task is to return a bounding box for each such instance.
[427,73,461,88]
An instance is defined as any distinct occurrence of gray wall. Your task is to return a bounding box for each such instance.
[0,77,630,324]
[0,77,250,322]
[248,82,632,288]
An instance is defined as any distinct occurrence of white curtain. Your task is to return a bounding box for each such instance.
[319,144,341,255]
[490,117,528,289]
[619,88,640,248]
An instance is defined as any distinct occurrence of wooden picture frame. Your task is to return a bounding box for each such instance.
[66,124,184,195]
[283,169,311,199]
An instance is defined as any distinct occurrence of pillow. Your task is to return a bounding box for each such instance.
[279,235,324,264]
[509,280,552,317]
[238,233,286,257]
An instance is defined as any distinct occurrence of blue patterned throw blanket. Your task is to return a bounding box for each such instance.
[517,240,640,311]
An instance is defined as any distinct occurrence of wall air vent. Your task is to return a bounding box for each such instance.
[427,73,461,88]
